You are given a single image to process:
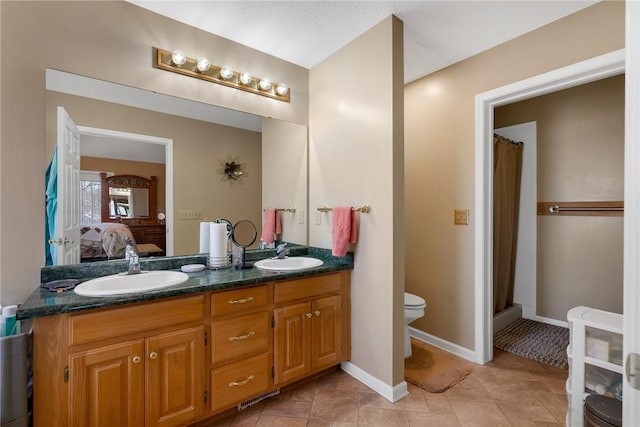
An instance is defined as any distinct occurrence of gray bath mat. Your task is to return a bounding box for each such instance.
[494,318,569,369]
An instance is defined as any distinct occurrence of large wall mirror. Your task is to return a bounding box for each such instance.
[45,69,308,266]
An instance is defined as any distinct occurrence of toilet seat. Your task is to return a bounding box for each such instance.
[404,292,426,308]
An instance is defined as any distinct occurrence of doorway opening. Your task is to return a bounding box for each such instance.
[474,49,625,365]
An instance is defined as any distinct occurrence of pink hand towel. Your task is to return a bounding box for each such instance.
[261,208,281,243]
[332,207,357,257]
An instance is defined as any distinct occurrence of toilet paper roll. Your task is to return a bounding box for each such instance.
[199,222,210,253]
[209,223,228,258]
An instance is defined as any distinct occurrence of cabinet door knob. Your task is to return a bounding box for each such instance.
[132,355,141,364]
[306,312,312,318]
[229,374,255,387]
[314,310,320,317]
[229,331,255,341]
[228,296,254,305]
[149,351,158,360]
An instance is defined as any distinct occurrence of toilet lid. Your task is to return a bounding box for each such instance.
[405,292,426,307]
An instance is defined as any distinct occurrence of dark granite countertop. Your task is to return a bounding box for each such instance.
[17,246,353,320]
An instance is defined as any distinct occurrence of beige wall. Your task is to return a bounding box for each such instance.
[1,1,306,304]
[47,91,262,259]
[261,118,308,245]
[495,75,624,319]
[404,1,624,349]
[80,156,167,215]
[310,16,405,387]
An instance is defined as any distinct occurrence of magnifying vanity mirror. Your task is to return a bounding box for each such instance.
[45,69,308,266]
[231,220,258,269]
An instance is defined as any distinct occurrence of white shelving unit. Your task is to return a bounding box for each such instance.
[567,306,623,426]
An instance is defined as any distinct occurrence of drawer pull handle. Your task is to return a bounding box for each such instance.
[149,352,158,360]
[132,356,141,364]
[314,310,320,317]
[306,312,312,319]
[229,331,255,341]
[228,296,254,305]
[229,375,255,387]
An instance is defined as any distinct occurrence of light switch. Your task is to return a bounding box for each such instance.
[454,209,469,225]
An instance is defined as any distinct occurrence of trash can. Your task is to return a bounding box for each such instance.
[1,332,30,427]
[584,394,622,427]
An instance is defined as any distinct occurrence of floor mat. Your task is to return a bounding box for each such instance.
[405,338,473,393]
[493,318,569,369]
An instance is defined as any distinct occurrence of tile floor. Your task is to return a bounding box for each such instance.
[201,349,568,427]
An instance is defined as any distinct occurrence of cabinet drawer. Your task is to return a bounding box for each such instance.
[275,274,341,304]
[211,286,269,317]
[212,312,270,364]
[69,295,204,346]
[211,353,270,412]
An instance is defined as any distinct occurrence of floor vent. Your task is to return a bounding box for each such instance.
[237,388,281,411]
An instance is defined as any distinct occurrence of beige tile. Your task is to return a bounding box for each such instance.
[314,388,360,403]
[289,381,318,402]
[309,398,358,423]
[336,374,376,393]
[406,412,461,427]
[261,397,312,418]
[255,414,308,426]
[379,391,429,412]
[443,384,493,402]
[357,407,409,426]
[306,419,332,427]
[450,401,511,427]
[497,402,557,426]
[358,392,383,408]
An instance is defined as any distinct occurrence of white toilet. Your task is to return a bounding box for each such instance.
[404,292,427,358]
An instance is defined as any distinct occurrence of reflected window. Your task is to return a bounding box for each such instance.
[80,171,106,225]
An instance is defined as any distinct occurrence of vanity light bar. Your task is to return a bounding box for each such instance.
[153,48,291,103]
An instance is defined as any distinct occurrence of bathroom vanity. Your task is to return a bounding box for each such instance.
[17,249,352,427]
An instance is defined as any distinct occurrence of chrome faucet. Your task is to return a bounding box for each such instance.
[275,243,289,259]
[126,243,141,275]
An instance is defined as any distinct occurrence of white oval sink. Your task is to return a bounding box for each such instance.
[74,270,189,297]
[254,257,323,272]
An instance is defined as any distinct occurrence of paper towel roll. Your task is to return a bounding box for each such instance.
[199,222,210,253]
[209,223,228,258]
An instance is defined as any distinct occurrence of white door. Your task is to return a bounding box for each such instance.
[54,106,81,265]
[623,1,640,425]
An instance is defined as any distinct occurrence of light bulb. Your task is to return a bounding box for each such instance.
[239,72,253,85]
[196,57,210,72]
[220,66,234,80]
[276,83,289,96]
[259,78,272,91]
[171,50,187,66]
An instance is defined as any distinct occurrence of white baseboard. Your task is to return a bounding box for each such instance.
[531,315,568,328]
[340,361,409,403]
[408,327,476,362]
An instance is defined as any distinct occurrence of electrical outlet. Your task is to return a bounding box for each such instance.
[192,210,203,220]
[298,209,305,224]
[315,211,321,225]
[178,209,192,220]
[454,209,469,225]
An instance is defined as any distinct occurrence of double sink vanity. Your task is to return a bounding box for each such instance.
[17,246,353,427]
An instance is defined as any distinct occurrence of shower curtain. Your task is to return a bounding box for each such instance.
[493,134,523,314]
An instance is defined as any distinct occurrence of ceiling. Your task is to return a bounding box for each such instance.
[128,0,597,83]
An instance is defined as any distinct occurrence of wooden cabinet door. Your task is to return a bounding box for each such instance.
[312,295,342,371]
[274,302,311,385]
[146,326,204,427]
[69,340,145,427]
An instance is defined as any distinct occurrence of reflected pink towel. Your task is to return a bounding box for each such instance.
[261,208,281,243]
[332,207,357,257]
